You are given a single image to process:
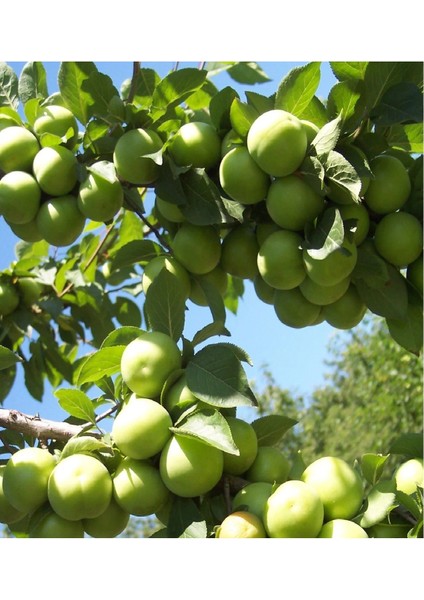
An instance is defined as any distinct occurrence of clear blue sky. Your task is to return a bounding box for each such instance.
[1,61,340,421]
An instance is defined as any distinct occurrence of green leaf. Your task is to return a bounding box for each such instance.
[76,346,125,386]
[190,321,231,348]
[303,206,345,260]
[245,91,274,115]
[361,453,391,486]
[60,435,112,461]
[359,479,397,528]
[86,159,118,184]
[322,149,362,203]
[395,489,423,521]
[372,82,423,126]
[386,123,423,153]
[330,62,368,82]
[327,81,361,124]
[57,61,97,124]
[109,239,162,271]
[166,496,208,538]
[185,344,258,409]
[180,168,224,225]
[114,296,142,327]
[310,115,342,156]
[386,299,423,355]
[0,345,22,370]
[123,67,160,108]
[227,62,271,84]
[81,71,120,120]
[229,98,259,139]
[0,365,16,403]
[18,62,48,104]
[389,433,423,459]
[0,62,19,108]
[250,414,298,447]
[150,68,207,121]
[144,269,186,341]
[298,155,326,195]
[275,62,321,117]
[55,388,97,423]
[209,86,239,132]
[100,326,145,349]
[172,409,239,455]
[297,96,328,128]
[354,262,409,320]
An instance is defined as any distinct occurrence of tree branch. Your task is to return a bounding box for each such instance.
[0,408,100,443]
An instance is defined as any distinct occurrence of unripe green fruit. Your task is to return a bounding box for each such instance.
[301,119,319,144]
[266,175,325,231]
[0,171,41,224]
[17,277,43,307]
[7,218,43,243]
[29,511,85,538]
[111,395,172,460]
[223,417,258,476]
[0,280,20,316]
[0,126,40,173]
[3,447,56,514]
[142,255,191,300]
[253,274,275,305]
[36,195,86,247]
[232,481,274,520]
[120,331,182,399]
[364,154,411,214]
[33,104,79,148]
[274,287,322,328]
[221,129,243,157]
[220,225,259,280]
[407,254,423,295]
[169,121,221,169]
[245,446,290,484]
[0,466,26,524]
[162,372,201,418]
[322,284,367,329]
[83,498,130,538]
[219,146,270,205]
[394,458,424,495]
[155,196,185,223]
[160,435,224,497]
[301,456,364,521]
[113,128,162,185]
[216,511,267,538]
[247,109,308,177]
[374,211,423,268]
[299,275,351,306]
[318,518,368,538]
[112,456,170,516]
[302,237,358,287]
[48,453,113,521]
[32,145,78,196]
[264,479,324,538]
[172,223,221,275]
[257,229,306,290]
[77,165,123,222]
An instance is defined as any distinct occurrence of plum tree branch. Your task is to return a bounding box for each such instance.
[0,408,101,444]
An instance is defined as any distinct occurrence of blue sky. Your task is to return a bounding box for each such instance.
[1,61,340,421]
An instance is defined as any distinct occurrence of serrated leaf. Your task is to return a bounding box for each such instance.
[101,326,145,348]
[310,115,343,156]
[245,91,274,115]
[81,71,120,120]
[322,149,362,203]
[361,453,391,486]
[0,62,19,108]
[128,67,161,108]
[298,95,328,128]
[55,389,96,423]
[18,62,48,104]
[327,80,361,124]
[330,62,368,82]
[0,365,16,403]
[389,433,423,459]
[250,414,298,447]
[190,321,231,347]
[360,479,397,528]
[275,62,321,117]
[227,62,271,85]
[60,435,111,461]
[180,168,224,225]
[354,262,409,320]
[109,239,162,271]
[386,300,423,355]
[76,346,125,386]
[172,409,239,455]
[0,346,22,370]
[185,344,258,409]
[144,269,186,341]
[372,82,423,126]
[209,86,239,132]
[298,155,326,195]
[58,61,97,124]
[386,123,423,153]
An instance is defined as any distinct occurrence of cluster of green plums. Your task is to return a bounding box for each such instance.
[1,328,422,538]
[0,105,125,248]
